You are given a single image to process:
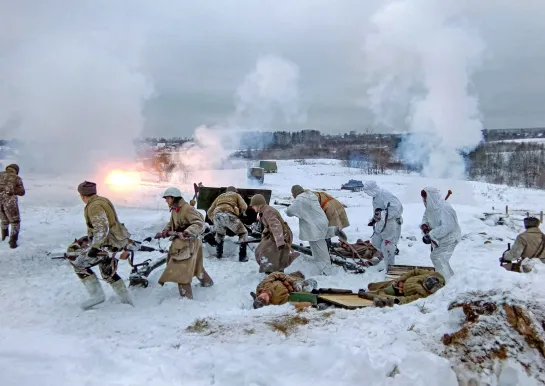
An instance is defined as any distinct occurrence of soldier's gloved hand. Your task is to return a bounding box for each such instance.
[422,235,432,245]
[87,247,100,258]
[154,232,163,239]
[368,218,376,227]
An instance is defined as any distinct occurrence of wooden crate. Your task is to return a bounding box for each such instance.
[317,294,374,309]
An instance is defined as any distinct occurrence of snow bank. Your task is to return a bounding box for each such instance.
[1,161,545,385]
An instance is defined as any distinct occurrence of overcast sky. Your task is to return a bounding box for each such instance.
[1,0,545,139]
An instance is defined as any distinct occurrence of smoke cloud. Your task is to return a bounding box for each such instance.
[363,0,485,178]
[0,2,153,174]
[234,55,305,129]
[169,54,304,179]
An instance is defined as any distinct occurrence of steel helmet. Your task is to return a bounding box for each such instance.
[162,187,182,198]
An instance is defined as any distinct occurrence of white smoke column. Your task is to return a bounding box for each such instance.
[176,125,234,171]
[170,55,304,183]
[363,0,485,178]
[234,54,305,127]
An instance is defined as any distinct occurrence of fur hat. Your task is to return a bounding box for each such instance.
[250,194,266,206]
[291,185,305,197]
[6,164,19,175]
[78,181,97,196]
[524,217,540,229]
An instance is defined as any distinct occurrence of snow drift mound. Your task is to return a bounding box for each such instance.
[442,291,545,385]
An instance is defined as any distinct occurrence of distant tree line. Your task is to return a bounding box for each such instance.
[467,141,545,189]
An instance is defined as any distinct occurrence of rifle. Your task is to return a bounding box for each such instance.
[445,189,453,200]
[274,200,290,207]
[166,231,200,239]
[50,251,84,260]
[235,238,262,245]
[500,243,522,272]
[380,202,391,233]
[51,250,124,268]
[312,288,353,295]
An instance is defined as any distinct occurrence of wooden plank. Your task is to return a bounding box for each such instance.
[317,294,374,309]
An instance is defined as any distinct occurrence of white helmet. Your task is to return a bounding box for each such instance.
[162,187,182,198]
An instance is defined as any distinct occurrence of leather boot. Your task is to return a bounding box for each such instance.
[238,243,248,262]
[178,284,193,299]
[216,241,224,259]
[9,231,18,249]
[199,269,214,287]
[81,275,106,310]
[1,227,8,241]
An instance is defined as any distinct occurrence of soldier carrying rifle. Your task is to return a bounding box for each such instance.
[155,187,214,299]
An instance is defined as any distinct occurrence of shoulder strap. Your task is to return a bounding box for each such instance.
[530,235,545,258]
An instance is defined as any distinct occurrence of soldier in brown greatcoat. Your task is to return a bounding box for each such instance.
[155,187,214,299]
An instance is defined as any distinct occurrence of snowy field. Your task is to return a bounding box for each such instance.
[1,159,545,385]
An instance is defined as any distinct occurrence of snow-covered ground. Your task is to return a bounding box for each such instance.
[1,159,544,385]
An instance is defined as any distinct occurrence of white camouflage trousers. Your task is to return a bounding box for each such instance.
[213,211,248,243]
[308,226,338,275]
[430,240,457,280]
[371,218,402,267]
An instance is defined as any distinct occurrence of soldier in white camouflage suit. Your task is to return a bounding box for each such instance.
[207,186,249,261]
[0,164,25,249]
[71,181,135,310]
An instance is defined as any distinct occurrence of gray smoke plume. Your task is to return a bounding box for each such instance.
[363,0,485,178]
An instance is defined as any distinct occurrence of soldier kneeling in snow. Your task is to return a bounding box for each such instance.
[251,271,317,309]
[501,217,545,272]
[358,269,445,307]
[72,181,134,309]
[155,187,214,299]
